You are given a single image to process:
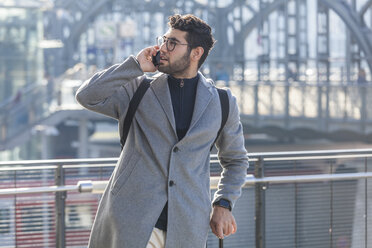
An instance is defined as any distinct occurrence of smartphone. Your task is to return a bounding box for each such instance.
[152,51,160,66]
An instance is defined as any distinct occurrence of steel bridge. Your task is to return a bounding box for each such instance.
[2,0,372,157]
[43,0,372,81]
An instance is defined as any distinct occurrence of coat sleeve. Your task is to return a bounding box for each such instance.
[75,55,144,120]
[212,88,249,209]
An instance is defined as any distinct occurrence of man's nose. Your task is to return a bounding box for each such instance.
[159,42,167,52]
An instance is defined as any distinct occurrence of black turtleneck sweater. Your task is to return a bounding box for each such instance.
[154,74,199,231]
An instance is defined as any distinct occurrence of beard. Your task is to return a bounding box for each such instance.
[158,50,191,76]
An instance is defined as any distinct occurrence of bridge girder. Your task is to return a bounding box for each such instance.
[320,0,372,75]
[48,0,372,78]
[360,0,372,20]
[237,0,287,56]
[51,0,211,71]
[235,0,372,77]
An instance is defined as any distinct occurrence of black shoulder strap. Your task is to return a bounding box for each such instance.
[121,80,229,151]
[210,88,229,151]
[121,78,152,150]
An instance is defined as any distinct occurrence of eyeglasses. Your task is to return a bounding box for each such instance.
[156,36,188,52]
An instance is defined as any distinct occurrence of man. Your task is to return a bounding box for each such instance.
[76,14,248,248]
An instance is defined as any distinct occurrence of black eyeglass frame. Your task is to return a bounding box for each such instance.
[156,36,189,52]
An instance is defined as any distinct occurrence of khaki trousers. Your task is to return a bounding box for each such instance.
[146,228,166,248]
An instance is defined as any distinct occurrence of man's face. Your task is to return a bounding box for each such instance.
[157,29,191,76]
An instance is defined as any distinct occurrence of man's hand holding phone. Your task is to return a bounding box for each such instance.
[136,46,160,72]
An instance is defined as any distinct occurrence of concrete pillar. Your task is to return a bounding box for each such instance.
[41,131,50,160]
[78,118,89,159]
[78,118,89,175]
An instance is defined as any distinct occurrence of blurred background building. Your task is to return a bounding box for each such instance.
[1,0,372,160]
[0,0,45,102]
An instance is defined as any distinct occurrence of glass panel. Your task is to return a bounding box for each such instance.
[0,7,43,102]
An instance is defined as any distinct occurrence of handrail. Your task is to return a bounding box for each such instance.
[2,172,372,196]
[0,157,119,166]
[1,148,372,167]
[0,185,78,195]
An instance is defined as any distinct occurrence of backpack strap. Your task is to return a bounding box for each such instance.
[120,79,229,151]
[121,77,152,150]
[210,88,229,151]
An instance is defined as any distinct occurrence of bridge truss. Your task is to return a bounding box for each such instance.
[44,0,372,83]
[3,0,372,158]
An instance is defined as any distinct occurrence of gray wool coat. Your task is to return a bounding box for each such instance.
[75,56,249,248]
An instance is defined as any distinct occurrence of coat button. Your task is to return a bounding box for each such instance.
[173,147,179,153]
[169,180,175,187]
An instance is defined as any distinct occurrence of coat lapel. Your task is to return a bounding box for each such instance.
[188,72,213,132]
[150,74,177,137]
[150,72,213,140]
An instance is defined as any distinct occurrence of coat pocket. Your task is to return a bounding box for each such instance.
[110,151,140,195]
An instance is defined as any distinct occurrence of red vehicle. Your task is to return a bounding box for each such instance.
[0,174,103,247]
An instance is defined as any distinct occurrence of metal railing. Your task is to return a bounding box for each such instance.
[1,148,372,247]
[3,172,372,195]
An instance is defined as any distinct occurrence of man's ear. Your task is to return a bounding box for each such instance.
[191,47,204,62]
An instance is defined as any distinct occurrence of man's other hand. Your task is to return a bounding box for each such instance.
[210,206,237,239]
[136,46,159,73]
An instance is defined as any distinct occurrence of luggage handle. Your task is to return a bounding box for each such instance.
[219,238,223,248]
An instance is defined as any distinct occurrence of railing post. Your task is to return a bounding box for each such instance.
[254,83,259,126]
[325,83,330,131]
[0,120,5,143]
[55,164,66,248]
[285,82,290,128]
[360,85,367,133]
[255,157,265,248]
[317,83,323,130]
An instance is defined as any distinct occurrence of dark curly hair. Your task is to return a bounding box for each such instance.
[168,14,215,68]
